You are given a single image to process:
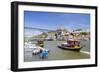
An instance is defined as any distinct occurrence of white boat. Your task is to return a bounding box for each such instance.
[24,42,50,55]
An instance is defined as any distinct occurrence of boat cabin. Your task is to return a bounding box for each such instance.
[67,40,80,47]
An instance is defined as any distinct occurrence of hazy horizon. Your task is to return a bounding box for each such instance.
[24,11,90,37]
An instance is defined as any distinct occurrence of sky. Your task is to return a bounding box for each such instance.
[24,11,90,37]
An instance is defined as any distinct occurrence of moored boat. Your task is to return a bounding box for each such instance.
[37,39,44,47]
[58,45,82,51]
[58,39,83,51]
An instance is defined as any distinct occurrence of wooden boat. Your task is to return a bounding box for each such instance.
[58,45,82,51]
[37,39,44,47]
[58,39,83,51]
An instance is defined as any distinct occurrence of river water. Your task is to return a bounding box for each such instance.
[24,40,90,62]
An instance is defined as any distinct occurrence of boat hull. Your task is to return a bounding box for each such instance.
[58,45,82,51]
